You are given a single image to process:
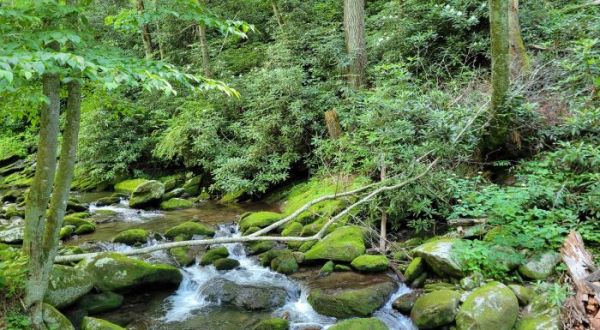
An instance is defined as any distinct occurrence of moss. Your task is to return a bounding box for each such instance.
[129,180,165,208]
[63,214,93,227]
[509,284,535,306]
[455,281,519,330]
[59,225,75,239]
[239,211,282,232]
[247,241,276,255]
[258,249,288,267]
[304,226,365,262]
[160,198,193,210]
[412,238,464,278]
[220,189,244,203]
[243,226,261,236]
[200,246,229,265]
[43,303,75,330]
[270,250,298,274]
[213,258,240,270]
[404,257,425,283]
[77,292,123,314]
[81,317,125,330]
[74,223,96,235]
[308,281,397,318]
[45,265,94,308]
[112,229,148,245]
[410,290,461,329]
[169,247,195,266]
[320,260,334,275]
[281,222,302,236]
[182,175,203,196]
[329,318,388,330]
[334,264,351,272]
[351,254,389,273]
[253,318,290,330]
[298,240,317,252]
[164,221,215,240]
[114,179,148,194]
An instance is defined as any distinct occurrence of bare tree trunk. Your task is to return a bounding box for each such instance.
[136,0,154,59]
[508,0,529,78]
[271,0,284,28]
[197,0,211,77]
[379,158,387,252]
[155,22,166,60]
[23,44,61,329]
[343,0,367,89]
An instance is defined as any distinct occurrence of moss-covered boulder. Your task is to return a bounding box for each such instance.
[45,265,94,308]
[258,249,288,267]
[247,240,276,255]
[460,272,484,290]
[412,238,464,278]
[239,211,282,232]
[112,229,148,245]
[114,179,149,194]
[163,188,185,200]
[164,221,215,240]
[410,290,461,329]
[320,260,335,275]
[404,257,426,283]
[59,225,76,240]
[351,254,389,272]
[329,317,388,330]
[84,252,182,292]
[214,258,240,271]
[516,294,562,330]
[456,281,519,330]
[204,278,287,310]
[518,251,561,280]
[200,246,229,265]
[94,196,121,207]
[160,198,193,210]
[169,247,196,266]
[270,251,298,274]
[77,291,124,314]
[81,317,125,330]
[304,226,365,262]
[298,240,317,252]
[182,175,203,196]
[307,272,397,318]
[281,222,302,236]
[253,318,289,330]
[509,284,535,306]
[128,180,165,209]
[43,303,75,330]
[74,223,96,235]
[334,264,351,272]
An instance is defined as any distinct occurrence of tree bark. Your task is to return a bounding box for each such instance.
[155,22,166,60]
[508,0,529,78]
[324,109,342,139]
[136,0,154,59]
[23,45,61,329]
[343,0,367,89]
[196,0,211,77]
[379,159,387,252]
[271,0,284,28]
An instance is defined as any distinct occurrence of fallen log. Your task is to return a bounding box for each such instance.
[447,218,487,227]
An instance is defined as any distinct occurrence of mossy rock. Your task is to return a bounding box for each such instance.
[298,240,317,252]
[60,225,76,239]
[253,318,290,330]
[81,317,125,330]
[516,293,562,330]
[77,291,124,314]
[74,223,96,235]
[518,251,561,280]
[412,238,465,278]
[411,290,461,329]
[200,246,229,265]
[304,226,365,262]
[163,188,185,200]
[247,241,276,255]
[334,264,351,272]
[393,291,421,314]
[258,249,289,267]
[351,254,389,273]
[45,265,94,308]
[169,247,196,266]
[320,260,335,275]
[94,196,121,207]
[164,221,215,240]
[129,180,165,208]
[160,198,193,210]
[112,229,148,245]
[183,175,203,196]
[243,226,261,236]
[220,189,245,203]
[281,222,302,237]
[509,284,535,306]
[239,211,282,232]
[270,250,298,274]
[114,179,149,194]
[63,214,93,228]
[43,303,75,330]
[84,252,182,292]
[404,257,426,283]
[460,272,484,290]
[456,281,519,330]
[328,317,388,330]
[214,258,240,271]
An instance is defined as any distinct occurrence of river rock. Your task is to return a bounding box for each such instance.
[392,291,421,314]
[516,293,562,330]
[182,175,203,196]
[328,317,388,330]
[200,246,229,265]
[169,247,196,266]
[240,211,282,232]
[270,250,298,274]
[304,226,365,262]
[81,316,125,330]
[214,258,240,270]
[83,252,182,292]
[410,289,461,329]
[460,272,483,290]
[164,221,215,240]
[94,196,121,206]
[77,291,124,314]
[518,251,561,280]
[456,281,519,330]
[60,225,76,240]
[45,265,94,308]
[129,180,165,208]
[43,303,75,330]
[412,238,464,277]
[67,200,89,213]
[112,228,148,245]
[160,198,193,210]
[404,257,425,283]
[1,189,21,203]
[307,272,397,318]
[351,254,389,272]
[320,260,335,275]
[114,179,149,194]
[203,278,288,310]
[509,284,535,306]
[163,187,185,200]
[253,318,290,330]
[248,241,276,255]
[74,223,96,235]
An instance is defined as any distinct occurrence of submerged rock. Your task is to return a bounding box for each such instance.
[456,281,519,330]
[129,180,165,208]
[200,246,230,265]
[43,303,75,330]
[45,264,94,308]
[160,198,193,210]
[518,251,561,280]
[253,318,290,330]
[307,272,397,318]
[351,254,389,273]
[304,226,365,262]
[112,228,148,246]
[412,238,464,278]
[164,221,215,240]
[203,278,288,310]
[81,316,125,330]
[328,317,388,330]
[410,290,461,329]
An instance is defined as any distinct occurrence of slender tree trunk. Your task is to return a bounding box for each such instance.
[343,0,367,89]
[197,0,211,77]
[271,0,284,28]
[23,46,61,329]
[155,22,166,60]
[136,0,154,59]
[508,0,529,78]
[485,0,510,151]
[379,159,387,252]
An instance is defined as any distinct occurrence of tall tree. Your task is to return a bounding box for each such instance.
[343,0,367,89]
[136,0,155,59]
[508,0,529,77]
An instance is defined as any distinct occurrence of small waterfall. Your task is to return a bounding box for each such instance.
[89,198,162,222]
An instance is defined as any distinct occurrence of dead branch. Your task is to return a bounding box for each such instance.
[447,218,487,227]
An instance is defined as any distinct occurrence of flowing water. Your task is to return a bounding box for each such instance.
[70,193,416,330]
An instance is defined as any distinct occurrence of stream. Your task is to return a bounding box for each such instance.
[68,193,417,330]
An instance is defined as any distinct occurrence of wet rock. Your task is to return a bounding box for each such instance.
[253,318,290,330]
[410,290,461,329]
[169,247,196,266]
[392,291,421,314]
[164,221,215,240]
[404,257,426,283]
[247,241,276,255]
[112,228,148,246]
[77,291,124,314]
[240,211,282,232]
[328,317,388,330]
[83,252,182,292]
[200,246,230,265]
[509,284,535,306]
[518,251,561,280]
[129,180,165,208]
[74,223,96,235]
[304,226,365,263]
[456,281,519,330]
[63,214,96,235]
[182,175,203,196]
[67,200,89,213]
[163,187,185,200]
[204,278,288,310]
[60,225,76,240]
[319,260,334,276]
[334,264,351,272]
[214,257,241,271]
[351,254,389,273]
[43,303,75,330]
[307,272,397,318]
[45,265,94,308]
[292,251,305,264]
[114,179,149,194]
[94,196,121,207]
[271,250,299,274]
[81,316,125,330]
[412,238,465,278]
[258,249,289,267]
[160,198,193,210]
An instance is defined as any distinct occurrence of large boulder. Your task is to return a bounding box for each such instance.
[410,290,461,329]
[112,228,148,246]
[83,252,182,292]
[203,278,288,310]
[45,265,94,308]
[328,318,388,330]
[81,317,125,330]
[456,281,519,330]
[43,303,75,330]
[128,180,165,208]
[518,251,561,280]
[307,272,397,318]
[412,238,464,277]
[351,254,389,273]
[304,226,365,262]
[182,175,203,196]
[164,221,215,240]
[516,293,562,330]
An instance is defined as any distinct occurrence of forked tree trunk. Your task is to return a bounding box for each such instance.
[136,0,154,59]
[343,0,367,89]
[508,0,529,78]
